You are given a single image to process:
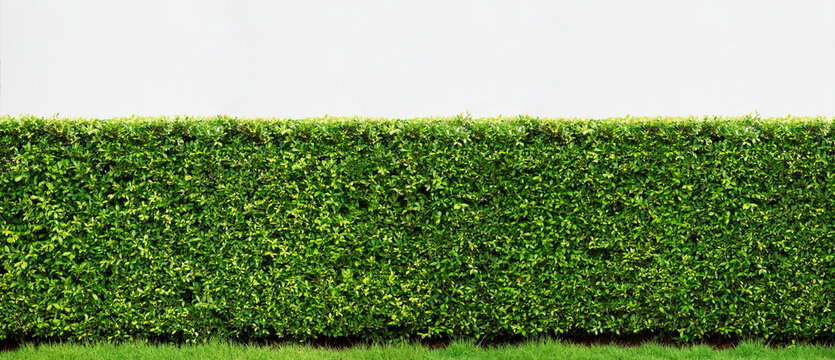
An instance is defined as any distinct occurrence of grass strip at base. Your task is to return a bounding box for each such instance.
[2,340,834,360]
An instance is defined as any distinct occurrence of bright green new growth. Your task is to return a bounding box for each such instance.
[0,115,833,343]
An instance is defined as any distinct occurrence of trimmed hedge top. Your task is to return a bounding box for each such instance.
[1,115,834,343]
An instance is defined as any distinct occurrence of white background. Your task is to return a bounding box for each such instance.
[1,0,834,118]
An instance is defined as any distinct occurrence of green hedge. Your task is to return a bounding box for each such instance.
[1,115,834,343]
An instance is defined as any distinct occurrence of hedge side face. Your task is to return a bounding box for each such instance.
[0,116,833,342]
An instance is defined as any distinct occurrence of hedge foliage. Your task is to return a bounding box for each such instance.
[1,115,834,343]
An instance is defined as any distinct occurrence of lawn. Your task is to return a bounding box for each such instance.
[2,340,834,360]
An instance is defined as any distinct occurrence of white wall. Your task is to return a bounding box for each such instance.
[2,0,834,118]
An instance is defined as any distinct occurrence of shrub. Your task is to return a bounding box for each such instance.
[0,115,833,342]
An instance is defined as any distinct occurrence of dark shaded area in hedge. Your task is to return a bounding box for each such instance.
[1,115,833,342]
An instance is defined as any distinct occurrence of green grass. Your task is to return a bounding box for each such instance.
[2,340,834,360]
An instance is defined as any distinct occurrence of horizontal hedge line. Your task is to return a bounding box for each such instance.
[1,115,834,342]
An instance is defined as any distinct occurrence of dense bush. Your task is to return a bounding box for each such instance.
[1,115,834,342]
